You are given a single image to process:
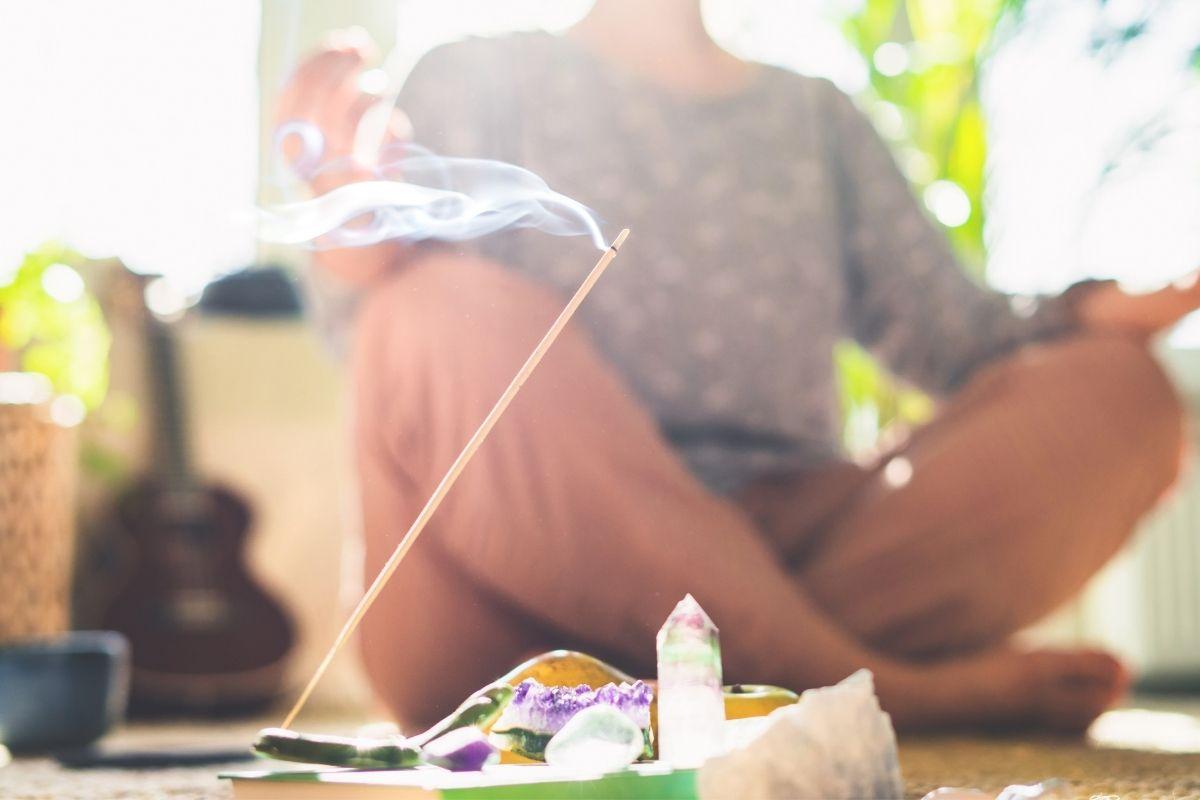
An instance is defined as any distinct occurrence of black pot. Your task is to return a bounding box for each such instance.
[0,631,129,752]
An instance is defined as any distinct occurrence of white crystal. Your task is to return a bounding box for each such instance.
[995,781,1067,800]
[543,705,643,772]
[698,670,904,800]
[656,594,725,767]
[921,780,1068,800]
[920,790,991,800]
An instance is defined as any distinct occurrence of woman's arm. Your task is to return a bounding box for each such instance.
[821,81,1078,393]
[824,80,1200,390]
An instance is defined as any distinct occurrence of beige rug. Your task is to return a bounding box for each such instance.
[902,703,1200,799]
[3,705,1200,799]
[902,736,1200,799]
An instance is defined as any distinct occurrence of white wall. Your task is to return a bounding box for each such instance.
[181,318,371,715]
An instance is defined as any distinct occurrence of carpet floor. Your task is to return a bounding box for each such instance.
[2,702,1199,799]
[901,735,1200,799]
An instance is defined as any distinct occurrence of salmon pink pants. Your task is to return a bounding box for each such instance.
[350,251,1184,729]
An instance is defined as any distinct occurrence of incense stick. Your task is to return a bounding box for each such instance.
[280,229,630,729]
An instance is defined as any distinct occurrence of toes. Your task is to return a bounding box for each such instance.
[1040,682,1111,732]
[1032,649,1129,732]
[1046,649,1129,696]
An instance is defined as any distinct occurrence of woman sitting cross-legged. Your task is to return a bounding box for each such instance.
[278,0,1193,733]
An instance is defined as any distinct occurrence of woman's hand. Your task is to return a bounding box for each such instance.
[272,29,414,286]
[273,29,416,286]
[273,27,410,193]
[1075,272,1200,341]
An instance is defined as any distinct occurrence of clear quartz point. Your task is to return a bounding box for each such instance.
[656,593,725,767]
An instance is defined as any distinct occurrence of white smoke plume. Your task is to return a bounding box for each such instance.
[259,124,607,251]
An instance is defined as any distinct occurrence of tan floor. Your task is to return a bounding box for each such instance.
[903,700,1200,799]
[902,737,1200,799]
[2,701,1199,799]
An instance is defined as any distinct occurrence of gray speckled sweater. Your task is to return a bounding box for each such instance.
[317,31,1075,492]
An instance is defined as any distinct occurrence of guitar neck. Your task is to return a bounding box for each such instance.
[145,316,193,486]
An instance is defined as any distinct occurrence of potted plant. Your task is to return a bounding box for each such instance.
[0,242,110,642]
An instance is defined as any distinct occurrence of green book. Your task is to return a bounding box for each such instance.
[222,763,698,799]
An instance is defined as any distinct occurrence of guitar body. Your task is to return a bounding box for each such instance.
[102,478,295,715]
[95,272,296,716]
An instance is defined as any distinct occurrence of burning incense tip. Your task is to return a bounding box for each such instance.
[610,228,630,253]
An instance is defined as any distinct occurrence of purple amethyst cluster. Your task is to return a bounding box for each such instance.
[499,678,653,734]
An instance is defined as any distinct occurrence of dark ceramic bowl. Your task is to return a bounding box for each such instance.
[0,631,130,752]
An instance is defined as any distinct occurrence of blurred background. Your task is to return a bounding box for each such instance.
[1,0,1198,717]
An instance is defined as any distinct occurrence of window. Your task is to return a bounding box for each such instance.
[0,1,260,292]
[984,1,1200,308]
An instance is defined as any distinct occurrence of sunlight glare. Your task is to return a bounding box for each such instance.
[923,180,972,228]
[40,263,86,304]
[873,42,909,77]
[883,456,914,488]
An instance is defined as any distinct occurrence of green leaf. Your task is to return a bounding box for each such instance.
[0,241,111,411]
[830,0,1026,452]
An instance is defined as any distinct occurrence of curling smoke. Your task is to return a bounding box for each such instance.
[260,123,607,251]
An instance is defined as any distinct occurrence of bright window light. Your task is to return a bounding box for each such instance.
[984,2,1200,300]
[0,1,260,292]
[390,0,867,93]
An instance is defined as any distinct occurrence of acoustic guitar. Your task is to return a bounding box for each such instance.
[100,277,295,715]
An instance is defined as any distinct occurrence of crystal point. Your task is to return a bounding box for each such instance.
[656,594,724,766]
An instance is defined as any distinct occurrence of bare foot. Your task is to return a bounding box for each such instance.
[882,646,1131,733]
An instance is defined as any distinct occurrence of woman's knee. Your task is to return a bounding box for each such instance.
[817,335,1188,659]
[349,251,567,466]
[353,251,561,362]
[351,252,566,405]
[1014,334,1186,492]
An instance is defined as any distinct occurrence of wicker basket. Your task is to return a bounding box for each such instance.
[0,384,77,644]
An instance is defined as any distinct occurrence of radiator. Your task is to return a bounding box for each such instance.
[1073,345,1200,689]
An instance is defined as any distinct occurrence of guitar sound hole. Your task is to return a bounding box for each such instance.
[161,589,233,632]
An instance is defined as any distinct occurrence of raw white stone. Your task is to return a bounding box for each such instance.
[698,670,903,800]
[920,780,1067,800]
